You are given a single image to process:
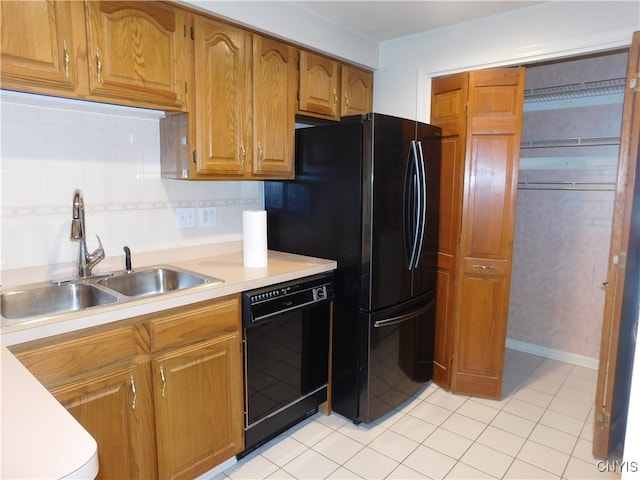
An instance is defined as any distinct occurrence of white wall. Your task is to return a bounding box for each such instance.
[375,1,639,122]
[0,91,262,278]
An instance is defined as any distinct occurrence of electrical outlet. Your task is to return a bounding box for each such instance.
[176,207,196,229]
[198,206,218,227]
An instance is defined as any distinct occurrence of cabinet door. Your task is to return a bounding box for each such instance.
[452,68,525,398]
[192,16,251,176]
[341,65,373,116]
[252,36,296,178]
[0,0,85,95]
[84,1,186,110]
[51,363,157,480]
[298,50,340,119]
[431,72,469,389]
[153,333,244,479]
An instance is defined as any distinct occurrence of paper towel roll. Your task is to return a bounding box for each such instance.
[243,210,268,268]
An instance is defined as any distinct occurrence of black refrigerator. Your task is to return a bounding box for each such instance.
[265,113,441,424]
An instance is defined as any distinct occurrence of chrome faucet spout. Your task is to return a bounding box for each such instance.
[70,189,105,278]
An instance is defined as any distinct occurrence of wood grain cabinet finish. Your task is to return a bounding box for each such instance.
[298,50,340,119]
[340,65,373,116]
[163,16,295,180]
[9,294,244,479]
[431,67,525,399]
[11,324,157,479]
[84,1,188,111]
[0,0,86,95]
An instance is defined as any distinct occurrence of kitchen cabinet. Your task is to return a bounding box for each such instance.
[148,296,244,479]
[341,65,374,116]
[161,16,296,180]
[1,0,188,112]
[431,67,525,398]
[10,324,157,479]
[9,294,244,479]
[84,1,188,111]
[298,50,341,120]
[0,0,86,96]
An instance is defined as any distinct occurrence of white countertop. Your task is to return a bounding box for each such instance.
[0,243,336,479]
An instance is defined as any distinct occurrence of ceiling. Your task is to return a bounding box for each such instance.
[289,1,544,42]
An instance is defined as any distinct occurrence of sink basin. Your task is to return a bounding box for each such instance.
[1,283,120,323]
[97,267,222,298]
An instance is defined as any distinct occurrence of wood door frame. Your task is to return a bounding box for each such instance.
[594,30,640,459]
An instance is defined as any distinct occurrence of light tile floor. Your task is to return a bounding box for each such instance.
[215,349,624,480]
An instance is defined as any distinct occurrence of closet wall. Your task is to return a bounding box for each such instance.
[507,51,629,361]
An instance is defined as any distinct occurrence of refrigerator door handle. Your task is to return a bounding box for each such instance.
[413,141,427,268]
[373,296,436,328]
[403,140,421,270]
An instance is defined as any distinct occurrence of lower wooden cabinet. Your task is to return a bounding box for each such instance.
[153,333,244,479]
[9,294,244,480]
[51,362,157,480]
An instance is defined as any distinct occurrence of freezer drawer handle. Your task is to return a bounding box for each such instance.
[373,297,436,328]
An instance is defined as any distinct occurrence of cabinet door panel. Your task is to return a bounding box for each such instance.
[51,363,157,480]
[153,333,244,479]
[85,1,186,109]
[341,66,373,116]
[252,36,296,177]
[193,17,250,175]
[431,72,469,389]
[298,51,339,118]
[451,67,525,399]
[0,0,84,94]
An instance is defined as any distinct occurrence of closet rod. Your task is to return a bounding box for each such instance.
[517,181,616,192]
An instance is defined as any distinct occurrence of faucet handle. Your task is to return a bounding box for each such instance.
[91,235,105,260]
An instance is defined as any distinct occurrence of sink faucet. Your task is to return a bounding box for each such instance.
[70,189,105,278]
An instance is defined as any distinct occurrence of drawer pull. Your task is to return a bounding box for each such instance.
[160,365,167,398]
[472,264,496,270]
[130,375,137,411]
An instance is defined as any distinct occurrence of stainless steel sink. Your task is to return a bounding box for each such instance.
[1,266,223,326]
[97,267,222,298]
[1,283,120,323]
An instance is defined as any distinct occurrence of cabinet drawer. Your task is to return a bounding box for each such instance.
[12,325,139,386]
[149,295,241,351]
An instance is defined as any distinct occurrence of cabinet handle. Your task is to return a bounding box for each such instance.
[129,375,137,410]
[344,93,349,113]
[96,49,102,83]
[333,88,338,106]
[240,142,246,166]
[160,365,166,398]
[258,142,263,163]
[472,264,496,270]
[63,41,70,78]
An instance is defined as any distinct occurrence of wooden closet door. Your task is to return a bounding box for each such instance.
[431,72,469,389]
[451,68,525,398]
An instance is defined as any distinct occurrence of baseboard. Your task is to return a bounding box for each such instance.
[506,338,599,370]
[194,457,237,480]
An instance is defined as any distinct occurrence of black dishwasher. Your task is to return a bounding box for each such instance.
[240,272,333,456]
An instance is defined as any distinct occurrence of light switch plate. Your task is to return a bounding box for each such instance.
[176,207,196,229]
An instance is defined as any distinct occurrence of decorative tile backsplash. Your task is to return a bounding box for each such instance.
[0,92,262,271]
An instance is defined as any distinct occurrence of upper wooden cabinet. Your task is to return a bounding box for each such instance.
[1,0,188,111]
[0,0,86,95]
[84,1,188,110]
[298,50,340,119]
[161,16,296,180]
[298,50,374,120]
[341,65,373,116]
[252,36,297,177]
[190,16,251,177]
